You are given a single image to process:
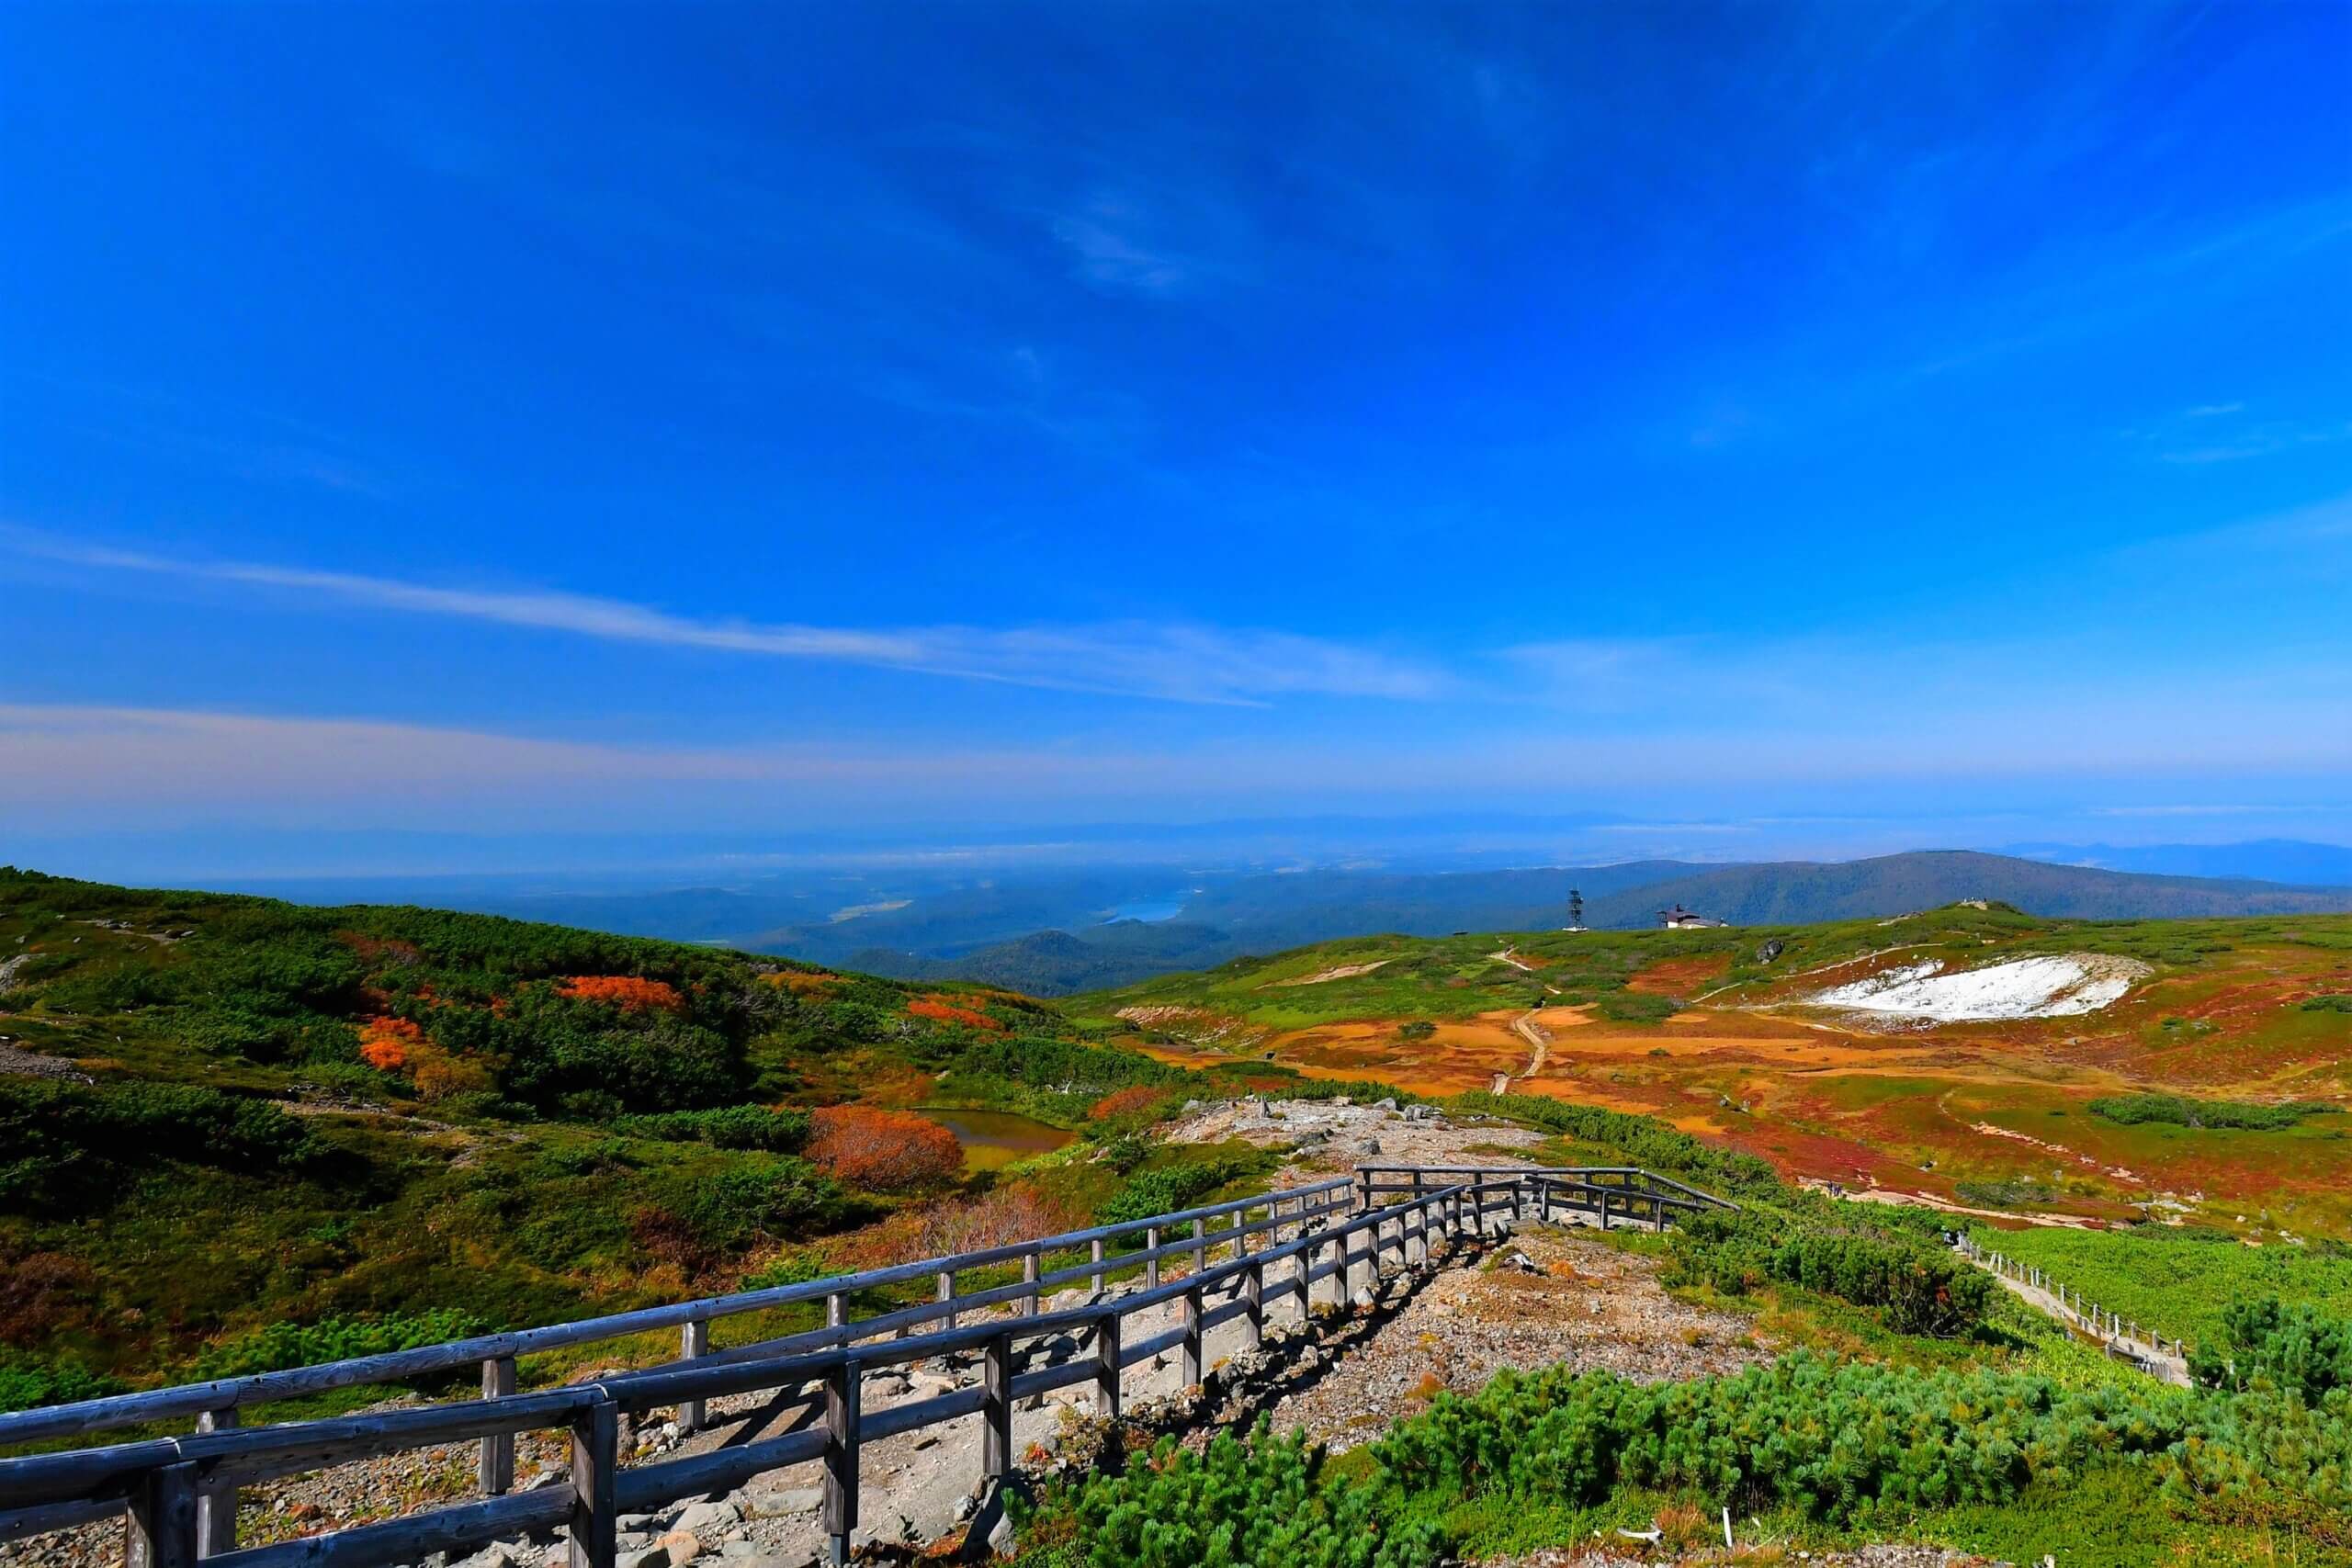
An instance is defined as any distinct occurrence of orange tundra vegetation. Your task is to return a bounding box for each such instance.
[1089,1085,1170,1121]
[355,1015,494,1100]
[805,1105,964,1190]
[907,997,1006,1032]
[559,976,685,1012]
[356,1015,424,1071]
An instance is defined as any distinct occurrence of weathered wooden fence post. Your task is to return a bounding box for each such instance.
[1090,1236,1106,1295]
[937,1269,956,1330]
[677,1318,708,1435]
[126,1461,199,1568]
[194,1406,238,1557]
[1145,1225,1161,1289]
[981,1331,1013,1489]
[1022,1250,1040,1315]
[1242,1257,1264,1349]
[568,1394,617,1568]
[824,1359,862,1567]
[1180,1282,1204,1387]
[1094,1310,1122,1418]
[479,1356,516,1495]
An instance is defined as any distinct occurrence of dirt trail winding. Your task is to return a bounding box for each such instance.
[1495,950,1565,1077]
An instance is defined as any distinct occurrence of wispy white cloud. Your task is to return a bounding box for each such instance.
[1048,192,1255,299]
[4,694,2344,834]
[6,532,1443,706]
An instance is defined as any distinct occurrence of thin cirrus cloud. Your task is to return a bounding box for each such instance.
[10,533,1445,706]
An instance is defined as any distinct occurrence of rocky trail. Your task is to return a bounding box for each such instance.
[1,1217,1759,1568]
[1,1102,1747,1568]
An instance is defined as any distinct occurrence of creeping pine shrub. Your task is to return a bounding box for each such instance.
[0,1080,323,1206]
[741,1252,826,1290]
[192,1309,491,1379]
[1099,1155,1261,1234]
[2300,994,2352,1014]
[2088,1093,2319,1132]
[1027,1423,1445,1568]
[614,1104,811,1152]
[648,1158,842,1256]
[0,1352,126,1414]
[1668,1208,1991,1337]
[2192,1298,2352,1401]
[1371,1351,2189,1523]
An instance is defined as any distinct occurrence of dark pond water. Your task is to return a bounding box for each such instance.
[919,1109,1077,1172]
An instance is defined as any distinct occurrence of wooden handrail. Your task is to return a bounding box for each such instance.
[0,1164,1726,1568]
[0,1179,1355,1449]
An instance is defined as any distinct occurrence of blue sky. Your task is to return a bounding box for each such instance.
[3,1,2347,874]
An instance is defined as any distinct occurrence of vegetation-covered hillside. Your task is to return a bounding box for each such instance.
[1080,902,2352,1236]
[0,867,1346,1414]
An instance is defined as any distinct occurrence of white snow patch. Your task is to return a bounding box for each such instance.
[1811,953,2151,1022]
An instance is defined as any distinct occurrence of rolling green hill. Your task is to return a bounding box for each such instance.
[813,852,2352,994]
[0,866,1329,1410]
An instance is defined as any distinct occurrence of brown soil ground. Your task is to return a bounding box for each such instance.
[1138,947,2352,1234]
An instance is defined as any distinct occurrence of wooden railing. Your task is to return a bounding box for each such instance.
[0,1165,1720,1568]
[1358,1164,1737,1231]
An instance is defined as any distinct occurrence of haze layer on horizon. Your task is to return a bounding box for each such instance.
[4,3,2347,881]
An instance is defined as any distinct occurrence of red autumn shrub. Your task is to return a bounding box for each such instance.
[805,1105,963,1190]
[559,976,684,1013]
[1089,1085,1170,1122]
[356,1015,424,1071]
[907,998,1006,1032]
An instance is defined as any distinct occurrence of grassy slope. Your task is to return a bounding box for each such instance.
[0,868,1326,1406]
[1074,904,2352,1235]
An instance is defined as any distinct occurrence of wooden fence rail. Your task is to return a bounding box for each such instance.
[0,1166,1720,1568]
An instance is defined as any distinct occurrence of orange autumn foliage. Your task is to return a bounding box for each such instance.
[356,1015,424,1072]
[767,971,840,997]
[355,1014,490,1100]
[559,976,684,1013]
[906,998,1006,1032]
[1089,1085,1170,1122]
[805,1105,963,1190]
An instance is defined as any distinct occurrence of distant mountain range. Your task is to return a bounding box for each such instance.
[1999,838,2352,886]
[218,840,2352,998]
[826,849,2352,994]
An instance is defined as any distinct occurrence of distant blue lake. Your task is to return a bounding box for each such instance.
[1098,894,1191,923]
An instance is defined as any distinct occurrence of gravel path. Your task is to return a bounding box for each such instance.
[1,1104,1764,1568]
[1265,1224,1767,1452]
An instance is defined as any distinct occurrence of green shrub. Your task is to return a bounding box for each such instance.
[1668,1208,1992,1337]
[741,1252,826,1290]
[2088,1093,2322,1131]
[947,1036,1177,1095]
[1372,1351,2192,1523]
[2299,994,2352,1013]
[1397,1020,1436,1041]
[613,1104,810,1151]
[1595,990,1678,1025]
[191,1309,492,1379]
[0,1352,127,1414]
[0,1080,323,1206]
[1027,1423,1444,1568]
[1954,1178,2061,1209]
[1099,1153,1263,1235]
[2191,1298,2352,1401]
[649,1158,841,1255]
